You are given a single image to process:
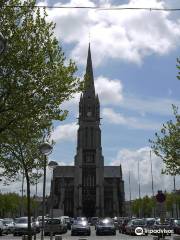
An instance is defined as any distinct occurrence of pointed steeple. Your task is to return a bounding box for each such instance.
[83,43,95,97]
[120,164,122,178]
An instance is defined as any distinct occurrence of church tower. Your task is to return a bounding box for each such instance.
[74,44,104,217]
[52,44,124,218]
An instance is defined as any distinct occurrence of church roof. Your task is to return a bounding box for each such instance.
[104,166,122,178]
[54,166,75,177]
[54,166,122,178]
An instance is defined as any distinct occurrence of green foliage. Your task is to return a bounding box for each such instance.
[0,0,83,137]
[132,196,155,217]
[0,192,39,218]
[0,1,83,238]
[149,105,180,175]
[177,58,180,80]
[131,192,180,217]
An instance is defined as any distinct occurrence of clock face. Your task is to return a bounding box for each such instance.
[87,111,92,117]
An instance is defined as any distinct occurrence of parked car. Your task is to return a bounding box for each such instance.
[144,218,156,228]
[151,219,173,237]
[125,218,147,236]
[71,220,91,236]
[2,219,15,234]
[76,217,87,221]
[13,217,36,236]
[0,220,4,236]
[174,219,180,234]
[44,218,67,236]
[96,218,116,236]
[118,218,130,234]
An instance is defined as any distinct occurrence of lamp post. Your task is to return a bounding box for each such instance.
[0,32,6,55]
[48,161,58,240]
[39,142,53,240]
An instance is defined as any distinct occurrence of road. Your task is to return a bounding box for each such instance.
[0,228,179,240]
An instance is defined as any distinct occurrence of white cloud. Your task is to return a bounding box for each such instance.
[51,122,78,142]
[61,76,123,111]
[95,76,123,104]
[122,95,180,116]
[42,0,180,66]
[0,160,72,196]
[102,107,160,130]
[110,147,180,199]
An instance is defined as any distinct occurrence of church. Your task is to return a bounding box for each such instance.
[52,44,125,217]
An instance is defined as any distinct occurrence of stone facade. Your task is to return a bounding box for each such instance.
[51,44,125,217]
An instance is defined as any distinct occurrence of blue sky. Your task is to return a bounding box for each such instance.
[3,0,180,199]
[45,0,180,199]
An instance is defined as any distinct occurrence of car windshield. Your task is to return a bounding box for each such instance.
[174,220,180,225]
[74,220,88,226]
[3,220,13,224]
[99,219,113,225]
[133,220,145,226]
[155,220,169,225]
[15,218,28,224]
[46,219,61,225]
[64,218,70,223]
[146,219,155,225]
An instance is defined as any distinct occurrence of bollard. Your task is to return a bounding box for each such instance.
[22,236,29,240]
[55,235,62,240]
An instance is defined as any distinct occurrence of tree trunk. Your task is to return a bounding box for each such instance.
[26,172,32,240]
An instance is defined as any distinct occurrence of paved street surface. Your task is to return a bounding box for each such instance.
[0,228,179,240]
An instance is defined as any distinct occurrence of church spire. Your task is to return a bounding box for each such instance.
[83,43,95,97]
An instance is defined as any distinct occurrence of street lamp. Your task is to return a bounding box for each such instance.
[0,32,6,55]
[39,142,53,240]
[48,161,58,240]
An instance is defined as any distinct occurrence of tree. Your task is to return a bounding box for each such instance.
[0,121,51,239]
[0,0,83,239]
[0,0,83,138]
[131,196,155,217]
[149,105,180,176]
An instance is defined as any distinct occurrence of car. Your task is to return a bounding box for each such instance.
[96,218,116,236]
[0,220,4,236]
[71,220,91,236]
[13,217,36,236]
[76,217,87,221]
[145,218,156,227]
[125,218,147,236]
[150,219,173,237]
[44,218,67,236]
[174,219,180,234]
[2,219,15,234]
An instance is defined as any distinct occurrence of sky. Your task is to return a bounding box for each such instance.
[2,0,180,200]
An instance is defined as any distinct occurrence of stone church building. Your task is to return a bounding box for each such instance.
[52,44,125,217]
